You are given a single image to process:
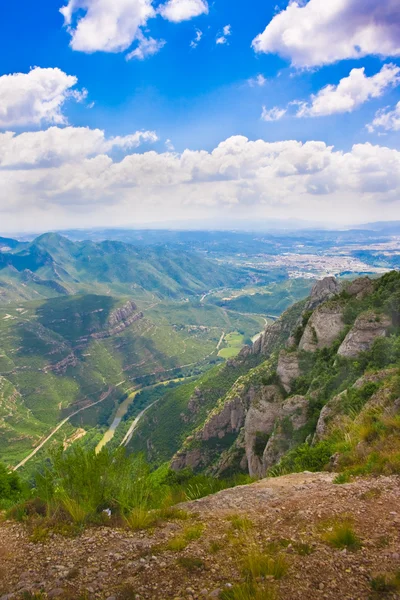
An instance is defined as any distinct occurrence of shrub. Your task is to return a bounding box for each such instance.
[0,463,22,505]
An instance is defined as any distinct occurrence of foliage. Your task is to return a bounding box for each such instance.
[0,463,22,506]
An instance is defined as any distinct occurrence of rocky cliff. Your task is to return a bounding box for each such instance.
[171,273,399,478]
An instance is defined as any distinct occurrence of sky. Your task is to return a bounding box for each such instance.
[0,0,400,232]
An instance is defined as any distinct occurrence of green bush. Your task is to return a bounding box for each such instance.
[0,463,22,505]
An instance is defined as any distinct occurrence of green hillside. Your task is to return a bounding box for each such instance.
[0,233,276,304]
[0,292,265,465]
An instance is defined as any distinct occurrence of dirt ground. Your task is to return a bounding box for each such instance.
[1,472,400,600]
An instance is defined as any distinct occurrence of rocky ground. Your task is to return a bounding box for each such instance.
[1,472,400,599]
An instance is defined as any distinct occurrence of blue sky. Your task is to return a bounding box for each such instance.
[0,0,399,231]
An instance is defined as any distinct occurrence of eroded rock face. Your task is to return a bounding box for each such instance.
[345,277,374,300]
[244,385,283,477]
[277,351,300,393]
[337,312,391,358]
[313,391,346,443]
[305,277,341,311]
[263,395,309,471]
[299,303,344,352]
[170,387,251,472]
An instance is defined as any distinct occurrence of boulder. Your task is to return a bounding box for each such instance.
[337,311,391,358]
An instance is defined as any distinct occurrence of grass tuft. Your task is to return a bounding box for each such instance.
[219,582,277,600]
[323,520,361,551]
[227,514,253,532]
[177,556,205,571]
[241,550,288,581]
[124,507,158,530]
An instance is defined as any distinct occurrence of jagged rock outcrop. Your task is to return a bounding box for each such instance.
[263,395,309,471]
[313,391,347,443]
[345,276,374,299]
[244,385,284,477]
[304,276,341,311]
[170,384,251,472]
[43,352,78,375]
[299,303,344,352]
[277,350,300,393]
[108,301,138,327]
[337,311,391,358]
[90,301,143,339]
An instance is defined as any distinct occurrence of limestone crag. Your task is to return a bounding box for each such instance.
[263,395,309,471]
[43,352,78,375]
[299,303,344,352]
[277,350,300,393]
[108,301,138,327]
[244,385,284,477]
[304,276,341,311]
[337,311,391,358]
[345,276,374,299]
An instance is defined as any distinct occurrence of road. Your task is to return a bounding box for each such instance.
[13,387,113,471]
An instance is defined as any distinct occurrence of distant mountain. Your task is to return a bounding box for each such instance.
[0,232,276,304]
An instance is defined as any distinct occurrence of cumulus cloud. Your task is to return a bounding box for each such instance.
[252,0,400,68]
[2,133,400,229]
[0,127,157,168]
[0,67,86,128]
[159,0,208,23]
[216,25,231,45]
[248,74,267,87]
[297,64,400,117]
[60,0,207,58]
[261,106,287,121]
[60,0,155,53]
[126,34,166,60]
[368,101,400,132]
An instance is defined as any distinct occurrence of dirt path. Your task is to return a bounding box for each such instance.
[1,473,399,600]
[13,387,113,471]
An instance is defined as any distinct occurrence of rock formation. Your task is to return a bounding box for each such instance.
[276,350,300,393]
[337,311,391,358]
[299,303,344,352]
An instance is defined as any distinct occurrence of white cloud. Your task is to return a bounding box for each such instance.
[297,64,400,117]
[0,127,157,167]
[190,29,203,49]
[261,106,287,121]
[368,101,400,132]
[252,0,400,68]
[248,74,267,87]
[0,67,86,128]
[60,0,155,53]
[159,0,208,22]
[126,34,166,60]
[2,133,400,229]
[216,24,231,45]
[165,139,175,151]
